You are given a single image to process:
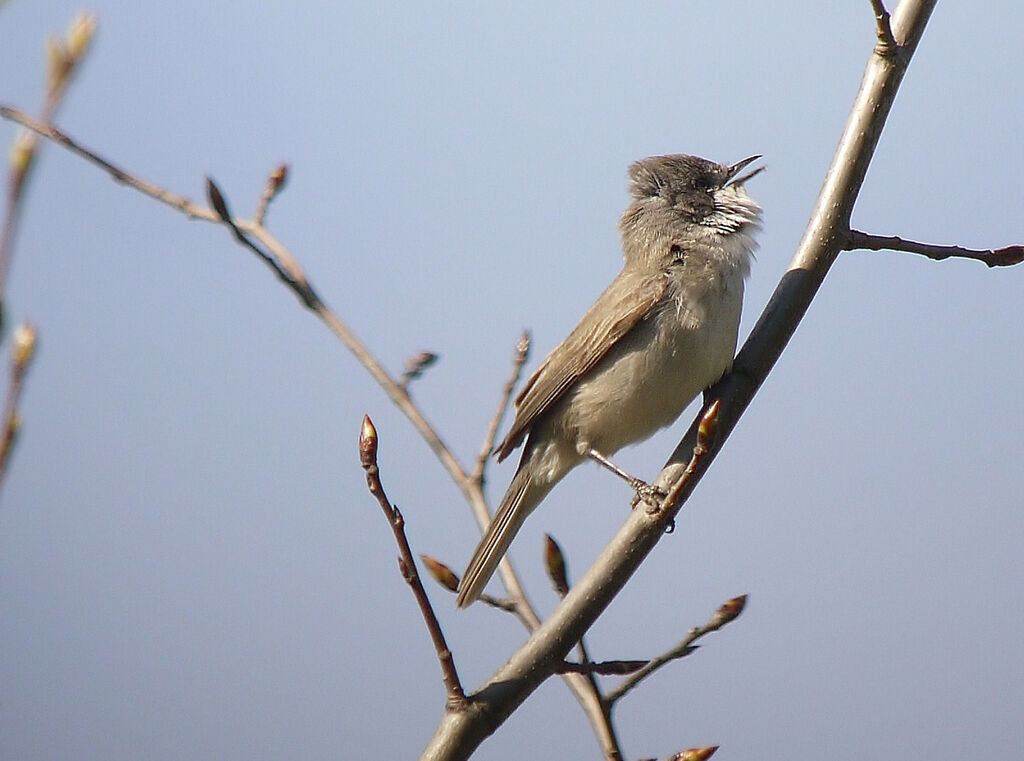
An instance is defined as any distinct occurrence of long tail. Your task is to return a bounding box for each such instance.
[456,456,556,608]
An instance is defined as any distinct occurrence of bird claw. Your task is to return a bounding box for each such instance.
[629,480,667,513]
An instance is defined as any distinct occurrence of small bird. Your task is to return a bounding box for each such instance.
[456,154,763,607]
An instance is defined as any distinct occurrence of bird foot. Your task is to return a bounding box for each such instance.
[629,481,668,513]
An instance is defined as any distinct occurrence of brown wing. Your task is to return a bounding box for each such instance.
[495,269,668,461]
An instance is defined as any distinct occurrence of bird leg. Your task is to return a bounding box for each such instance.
[586,449,666,509]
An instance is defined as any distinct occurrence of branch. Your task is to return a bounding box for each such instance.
[868,0,898,56]
[606,595,747,705]
[471,331,530,485]
[0,13,96,298]
[359,416,467,706]
[0,102,622,754]
[0,324,38,493]
[420,1,940,758]
[846,230,1024,267]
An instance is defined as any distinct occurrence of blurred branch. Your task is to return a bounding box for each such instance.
[0,323,38,493]
[0,101,621,755]
[1,12,96,313]
[846,230,1024,267]
[471,331,530,485]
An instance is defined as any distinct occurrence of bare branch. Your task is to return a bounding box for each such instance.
[399,351,440,391]
[421,2,941,757]
[847,230,1024,268]
[868,0,898,56]
[254,163,288,225]
[556,660,646,676]
[606,595,747,705]
[0,323,38,493]
[1,13,97,302]
[471,331,530,485]
[359,416,467,706]
[0,103,625,754]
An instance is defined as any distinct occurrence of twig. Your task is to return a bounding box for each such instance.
[556,660,647,676]
[254,164,288,225]
[0,103,624,755]
[421,3,945,757]
[542,533,622,758]
[359,416,467,707]
[471,331,530,485]
[847,230,1024,268]
[1,13,96,306]
[0,324,38,493]
[868,0,898,56]
[399,351,440,391]
[606,595,746,705]
[657,400,721,518]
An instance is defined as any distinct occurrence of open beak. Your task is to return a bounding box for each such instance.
[725,154,764,187]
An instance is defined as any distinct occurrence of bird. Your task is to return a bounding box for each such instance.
[456,154,763,607]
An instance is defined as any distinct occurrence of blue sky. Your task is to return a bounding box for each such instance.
[2,2,1022,759]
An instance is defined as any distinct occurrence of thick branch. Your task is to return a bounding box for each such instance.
[419,2,938,758]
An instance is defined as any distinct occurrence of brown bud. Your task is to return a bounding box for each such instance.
[420,555,459,593]
[205,177,231,221]
[707,594,747,631]
[268,164,289,194]
[359,415,378,468]
[543,534,569,597]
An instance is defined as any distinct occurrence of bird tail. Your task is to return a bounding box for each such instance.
[456,458,555,608]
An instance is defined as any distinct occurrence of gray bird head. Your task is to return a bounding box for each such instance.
[619,154,763,266]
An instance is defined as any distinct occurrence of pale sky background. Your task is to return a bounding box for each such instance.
[1,2,1022,760]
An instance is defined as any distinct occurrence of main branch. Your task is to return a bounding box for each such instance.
[419,2,939,758]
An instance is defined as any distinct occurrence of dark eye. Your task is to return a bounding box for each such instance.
[694,175,714,192]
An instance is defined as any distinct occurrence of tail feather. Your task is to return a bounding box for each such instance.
[456,463,553,607]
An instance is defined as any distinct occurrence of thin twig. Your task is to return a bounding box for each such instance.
[359,416,467,706]
[0,103,626,752]
[471,331,530,485]
[0,324,38,494]
[847,230,1024,268]
[398,351,440,392]
[421,4,945,756]
[254,164,288,225]
[0,105,480,505]
[540,533,621,757]
[556,660,647,676]
[606,595,746,705]
[868,0,898,56]
[1,13,96,305]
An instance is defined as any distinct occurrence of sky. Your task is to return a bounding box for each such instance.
[1,2,1022,760]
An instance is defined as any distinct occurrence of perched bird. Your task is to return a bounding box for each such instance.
[456,154,763,607]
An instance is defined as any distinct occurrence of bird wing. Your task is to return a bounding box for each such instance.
[495,269,668,461]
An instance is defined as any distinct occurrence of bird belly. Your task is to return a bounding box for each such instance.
[565,288,741,455]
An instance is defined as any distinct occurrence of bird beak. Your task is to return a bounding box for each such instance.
[725,155,764,187]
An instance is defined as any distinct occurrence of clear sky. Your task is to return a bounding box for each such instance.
[2,2,1022,760]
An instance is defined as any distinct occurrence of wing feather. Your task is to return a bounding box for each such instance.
[495,270,667,461]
